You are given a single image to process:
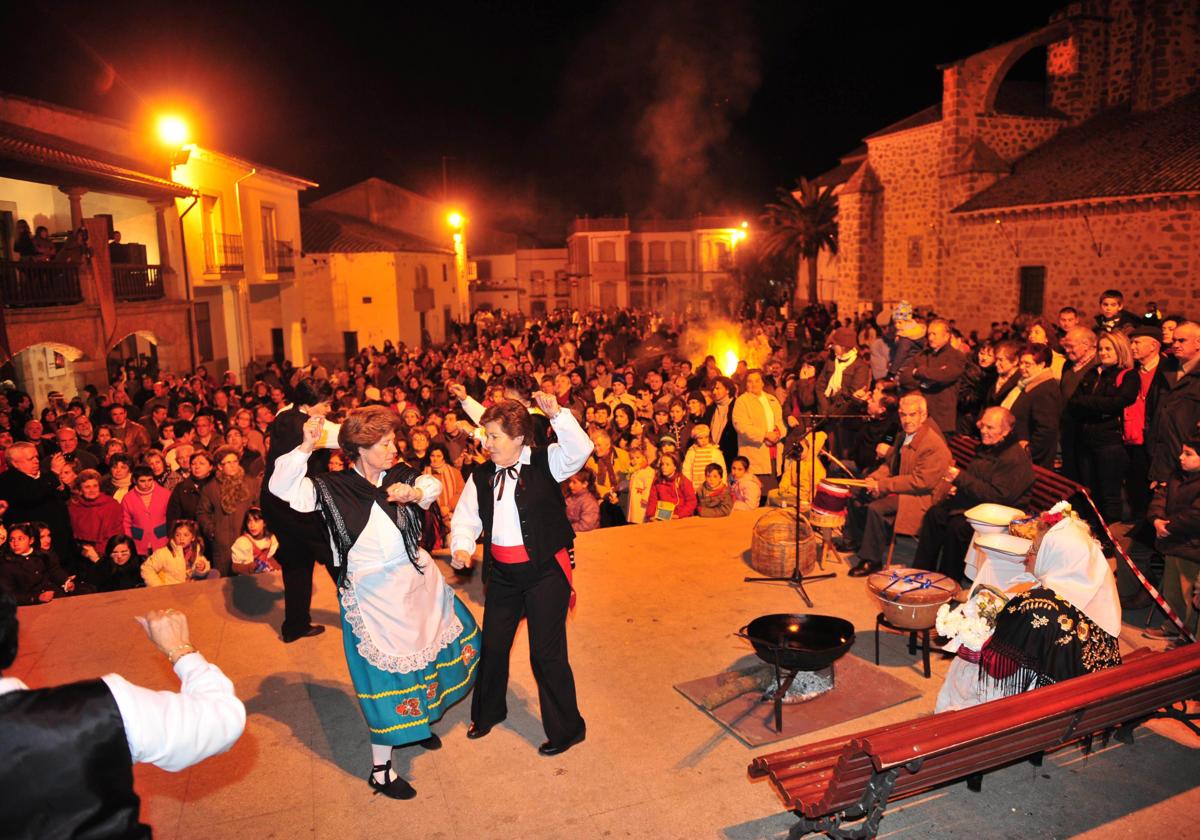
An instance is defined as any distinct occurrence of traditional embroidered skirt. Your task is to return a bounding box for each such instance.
[341,592,480,745]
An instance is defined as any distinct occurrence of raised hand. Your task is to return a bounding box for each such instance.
[532,390,561,419]
[300,416,325,452]
[448,382,468,402]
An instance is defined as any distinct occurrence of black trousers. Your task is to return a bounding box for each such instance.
[846,495,897,566]
[264,499,331,638]
[471,558,584,745]
[912,503,975,582]
[1078,441,1128,524]
[1126,444,1152,523]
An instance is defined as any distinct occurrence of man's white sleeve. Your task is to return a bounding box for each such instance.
[103,654,246,773]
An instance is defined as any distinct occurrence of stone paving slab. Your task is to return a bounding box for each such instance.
[9,508,1197,839]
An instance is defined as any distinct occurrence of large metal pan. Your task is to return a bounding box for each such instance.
[737,613,856,673]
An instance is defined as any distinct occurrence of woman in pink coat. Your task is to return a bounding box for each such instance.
[122,465,172,556]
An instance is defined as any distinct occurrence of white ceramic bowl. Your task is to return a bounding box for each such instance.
[964,503,1026,535]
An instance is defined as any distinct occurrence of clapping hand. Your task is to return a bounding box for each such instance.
[300,416,325,452]
[49,453,67,475]
[387,483,422,504]
[532,390,561,419]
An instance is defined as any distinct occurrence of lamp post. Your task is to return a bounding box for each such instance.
[447,211,469,322]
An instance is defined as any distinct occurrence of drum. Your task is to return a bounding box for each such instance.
[866,567,958,629]
[810,480,852,528]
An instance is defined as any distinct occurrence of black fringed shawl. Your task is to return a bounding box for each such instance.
[311,463,426,589]
[980,587,1122,694]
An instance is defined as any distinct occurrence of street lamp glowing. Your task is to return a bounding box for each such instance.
[740,220,749,229]
[732,228,747,243]
[447,211,464,229]
[156,115,189,147]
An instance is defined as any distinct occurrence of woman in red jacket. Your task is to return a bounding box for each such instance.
[68,469,124,560]
[645,452,698,520]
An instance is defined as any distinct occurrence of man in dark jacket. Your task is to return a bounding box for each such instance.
[1149,322,1200,486]
[0,442,75,565]
[704,377,739,472]
[898,319,965,436]
[816,327,871,460]
[912,407,1035,582]
[1059,327,1100,480]
[1144,432,1200,641]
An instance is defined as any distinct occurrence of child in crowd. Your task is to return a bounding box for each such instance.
[0,521,75,604]
[564,467,601,533]
[696,463,733,518]
[626,447,657,525]
[730,456,762,510]
[768,430,827,509]
[1144,436,1200,644]
[680,423,725,489]
[141,519,211,586]
[645,451,697,520]
[231,507,280,575]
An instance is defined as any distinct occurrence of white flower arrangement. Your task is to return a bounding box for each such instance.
[1047,500,1072,516]
[935,585,1009,653]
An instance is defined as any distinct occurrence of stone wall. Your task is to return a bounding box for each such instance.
[943,200,1199,333]
[865,125,943,307]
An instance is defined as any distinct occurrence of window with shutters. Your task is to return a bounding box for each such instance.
[1018,266,1046,315]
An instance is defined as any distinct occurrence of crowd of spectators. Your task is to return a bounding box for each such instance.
[0,293,1196,638]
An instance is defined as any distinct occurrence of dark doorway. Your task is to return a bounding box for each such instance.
[343,331,358,360]
[270,328,284,364]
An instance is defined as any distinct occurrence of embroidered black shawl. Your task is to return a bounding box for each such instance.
[980,587,1122,694]
[311,463,426,589]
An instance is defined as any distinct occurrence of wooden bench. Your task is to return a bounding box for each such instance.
[748,643,1200,839]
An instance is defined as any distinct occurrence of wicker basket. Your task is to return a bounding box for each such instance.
[750,509,819,577]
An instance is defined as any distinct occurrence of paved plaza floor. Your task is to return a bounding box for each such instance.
[9,510,1198,839]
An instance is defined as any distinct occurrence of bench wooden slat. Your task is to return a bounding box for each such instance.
[750,644,1200,835]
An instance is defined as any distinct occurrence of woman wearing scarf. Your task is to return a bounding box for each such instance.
[269,406,477,801]
[816,327,870,460]
[197,446,260,577]
[935,507,1122,712]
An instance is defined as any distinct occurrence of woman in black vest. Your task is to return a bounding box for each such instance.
[449,393,594,755]
[261,379,339,643]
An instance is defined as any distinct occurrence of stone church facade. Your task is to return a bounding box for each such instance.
[823,0,1200,332]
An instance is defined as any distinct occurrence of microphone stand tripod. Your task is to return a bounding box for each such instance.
[743,412,862,607]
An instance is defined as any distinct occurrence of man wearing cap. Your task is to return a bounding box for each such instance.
[816,327,870,460]
[898,319,965,435]
[1126,325,1169,522]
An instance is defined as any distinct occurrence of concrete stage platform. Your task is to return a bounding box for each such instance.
[10,510,1198,839]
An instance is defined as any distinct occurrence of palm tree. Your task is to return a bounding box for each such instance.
[759,178,838,305]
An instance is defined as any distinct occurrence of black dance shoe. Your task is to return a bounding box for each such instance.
[368,761,416,800]
[415,733,442,750]
[538,725,586,756]
[466,722,493,740]
[848,561,882,578]
[282,625,325,643]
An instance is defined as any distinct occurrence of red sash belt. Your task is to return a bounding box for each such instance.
[491,543,576,608]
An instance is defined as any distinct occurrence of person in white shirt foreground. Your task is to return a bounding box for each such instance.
[0,599,245,837]
[269,406,478,800]
[450,392,593,756]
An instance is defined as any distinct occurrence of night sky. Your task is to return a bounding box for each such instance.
[3,0,1063,240]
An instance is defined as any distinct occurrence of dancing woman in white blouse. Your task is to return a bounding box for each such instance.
[269,406,480,800]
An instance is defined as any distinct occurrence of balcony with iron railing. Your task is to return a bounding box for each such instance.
[0,260,84,307]
[112,264,164,301]
[203,232,244,273]
[263,240,295,274]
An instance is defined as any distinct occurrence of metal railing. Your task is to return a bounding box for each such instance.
[264,240,294,274]
[0,260,83,307]
[112,264,164,301]
[203,232,244,273]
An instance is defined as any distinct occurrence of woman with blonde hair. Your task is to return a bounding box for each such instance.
[1067,329,1139,522]
[269,405,477,801]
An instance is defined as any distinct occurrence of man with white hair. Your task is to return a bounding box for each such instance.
[912,407,1034,582]
[0,441,75,563]
[847,393,952,577]
[1059,327,1099,480]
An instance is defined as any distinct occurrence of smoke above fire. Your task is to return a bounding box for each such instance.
[553,0,762,217]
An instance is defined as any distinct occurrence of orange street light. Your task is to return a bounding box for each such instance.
[156,115,189,147]
[447,211,465,229]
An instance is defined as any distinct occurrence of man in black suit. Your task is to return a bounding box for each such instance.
[1059,327,1099,480]
[261,380,339,643]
